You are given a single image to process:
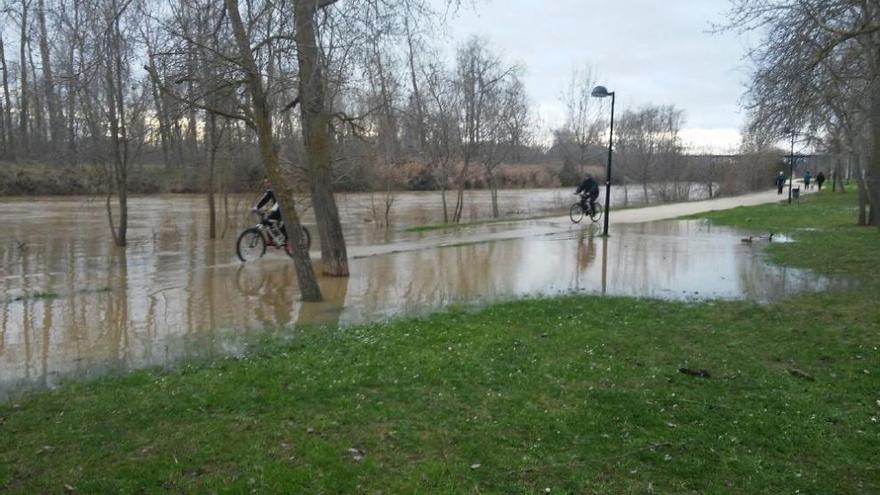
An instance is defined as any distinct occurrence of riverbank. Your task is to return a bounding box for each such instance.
[1,192,878,493]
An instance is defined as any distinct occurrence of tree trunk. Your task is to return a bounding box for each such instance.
[37,0,61,151]
[225,0,322,301]
[487,168,499,218]
[869,77,880,226]
[65,19,77,164]
[27,40,45,148]
[207,112,217,239]
[19,0,30,155]
[856,167,869,226]
[0,35,14,159]
[105,6,127,247]
[453,156,471,223]
[146,53,172,168]
[294,0,349,277]
[441,183,449,223]
[404,16,426,152]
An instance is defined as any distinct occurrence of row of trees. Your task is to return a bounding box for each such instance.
[0,0,534,300]
[0,0,812,299]
[725,0,880,226]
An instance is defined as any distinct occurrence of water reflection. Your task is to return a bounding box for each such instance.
[0,192,851,398]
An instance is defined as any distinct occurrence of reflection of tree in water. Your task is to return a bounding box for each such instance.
[344,241,519,318]
[734,255,829,301]
[296,275,350,327]
[104,248,130,372]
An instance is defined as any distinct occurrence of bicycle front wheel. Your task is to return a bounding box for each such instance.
[569,203,585,224]
[236,228,266,262]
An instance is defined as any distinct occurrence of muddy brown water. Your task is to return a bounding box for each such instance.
[0,189,848,398]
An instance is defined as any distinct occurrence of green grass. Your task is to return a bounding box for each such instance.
[688,191,879,275]
[1,191,878,494]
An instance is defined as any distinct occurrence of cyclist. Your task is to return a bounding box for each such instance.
[575,173,600,216]
[253,176,287,242]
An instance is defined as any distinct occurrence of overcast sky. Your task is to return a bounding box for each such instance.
[430,0,755,153]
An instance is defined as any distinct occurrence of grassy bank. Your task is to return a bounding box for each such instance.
[688,190,878,276]
[1,192,878,494]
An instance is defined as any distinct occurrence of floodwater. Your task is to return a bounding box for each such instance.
[0,189,848,398]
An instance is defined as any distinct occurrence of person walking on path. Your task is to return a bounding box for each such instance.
[775,171,786,194]
[804,171,812,190]
[816,171,826,190]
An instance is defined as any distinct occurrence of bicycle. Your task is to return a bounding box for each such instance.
[569,195,603,224]
[236,210,312,262]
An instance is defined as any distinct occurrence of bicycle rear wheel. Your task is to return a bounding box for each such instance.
[236,228,266,262]
[285,226,312,258]
[569,203,585,224]
[590,203,603,223]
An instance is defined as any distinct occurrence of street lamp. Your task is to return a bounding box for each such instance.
[783,127,796,204]
[591,85,615,236]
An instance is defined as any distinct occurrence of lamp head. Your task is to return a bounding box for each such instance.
[591,85,612,98]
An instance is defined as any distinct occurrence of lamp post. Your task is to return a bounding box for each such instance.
[784,127,795,204]
[591,85,615,236]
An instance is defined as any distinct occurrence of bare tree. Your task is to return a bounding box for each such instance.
[0,33,14,159]
[560,65,603,171]
[480,71,529,218]
[36,0,61,151]
[724,0,880,226]
[224,0,322,301]
[18,0,31,154]
[451,36,513,223]
[292,0,351,277]
[423,61,460,223]
[615,104,685,204]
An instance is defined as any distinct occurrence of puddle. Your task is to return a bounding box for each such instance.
[0,193,848,399]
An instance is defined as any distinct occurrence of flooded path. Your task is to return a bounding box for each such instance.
[0,187,836,397]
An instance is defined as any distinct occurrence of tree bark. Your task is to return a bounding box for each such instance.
[225,0,322,301]
[27,43,45,147]
[207,111,218,239]
[105,2,128,247]
[294,0,350,277]
[37,0,62,151]
[404,16,426,151]
[0,35,14,159]
[869,75,880,226]
[146,52,172,168]
[19,0,30,155]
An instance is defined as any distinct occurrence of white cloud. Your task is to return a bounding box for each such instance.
[680,128,742,154]
[429,0,750,153]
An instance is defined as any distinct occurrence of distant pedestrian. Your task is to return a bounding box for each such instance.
[803,170,812,190]
[775,171,786,194]
[816,171,826,190]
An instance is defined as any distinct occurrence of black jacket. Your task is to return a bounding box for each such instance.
[255,189,277,209]
[576,177,599,196]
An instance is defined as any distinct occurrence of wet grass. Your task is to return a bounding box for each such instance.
[4,290,60,303]
[689,190,879,276]
[1,191,878,493]
[4,287,111,304]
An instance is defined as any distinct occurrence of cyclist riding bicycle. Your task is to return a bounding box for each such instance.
[575,173,600,216]
[253,176,287,243]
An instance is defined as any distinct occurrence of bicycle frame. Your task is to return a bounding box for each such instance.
[251,211,286,247]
